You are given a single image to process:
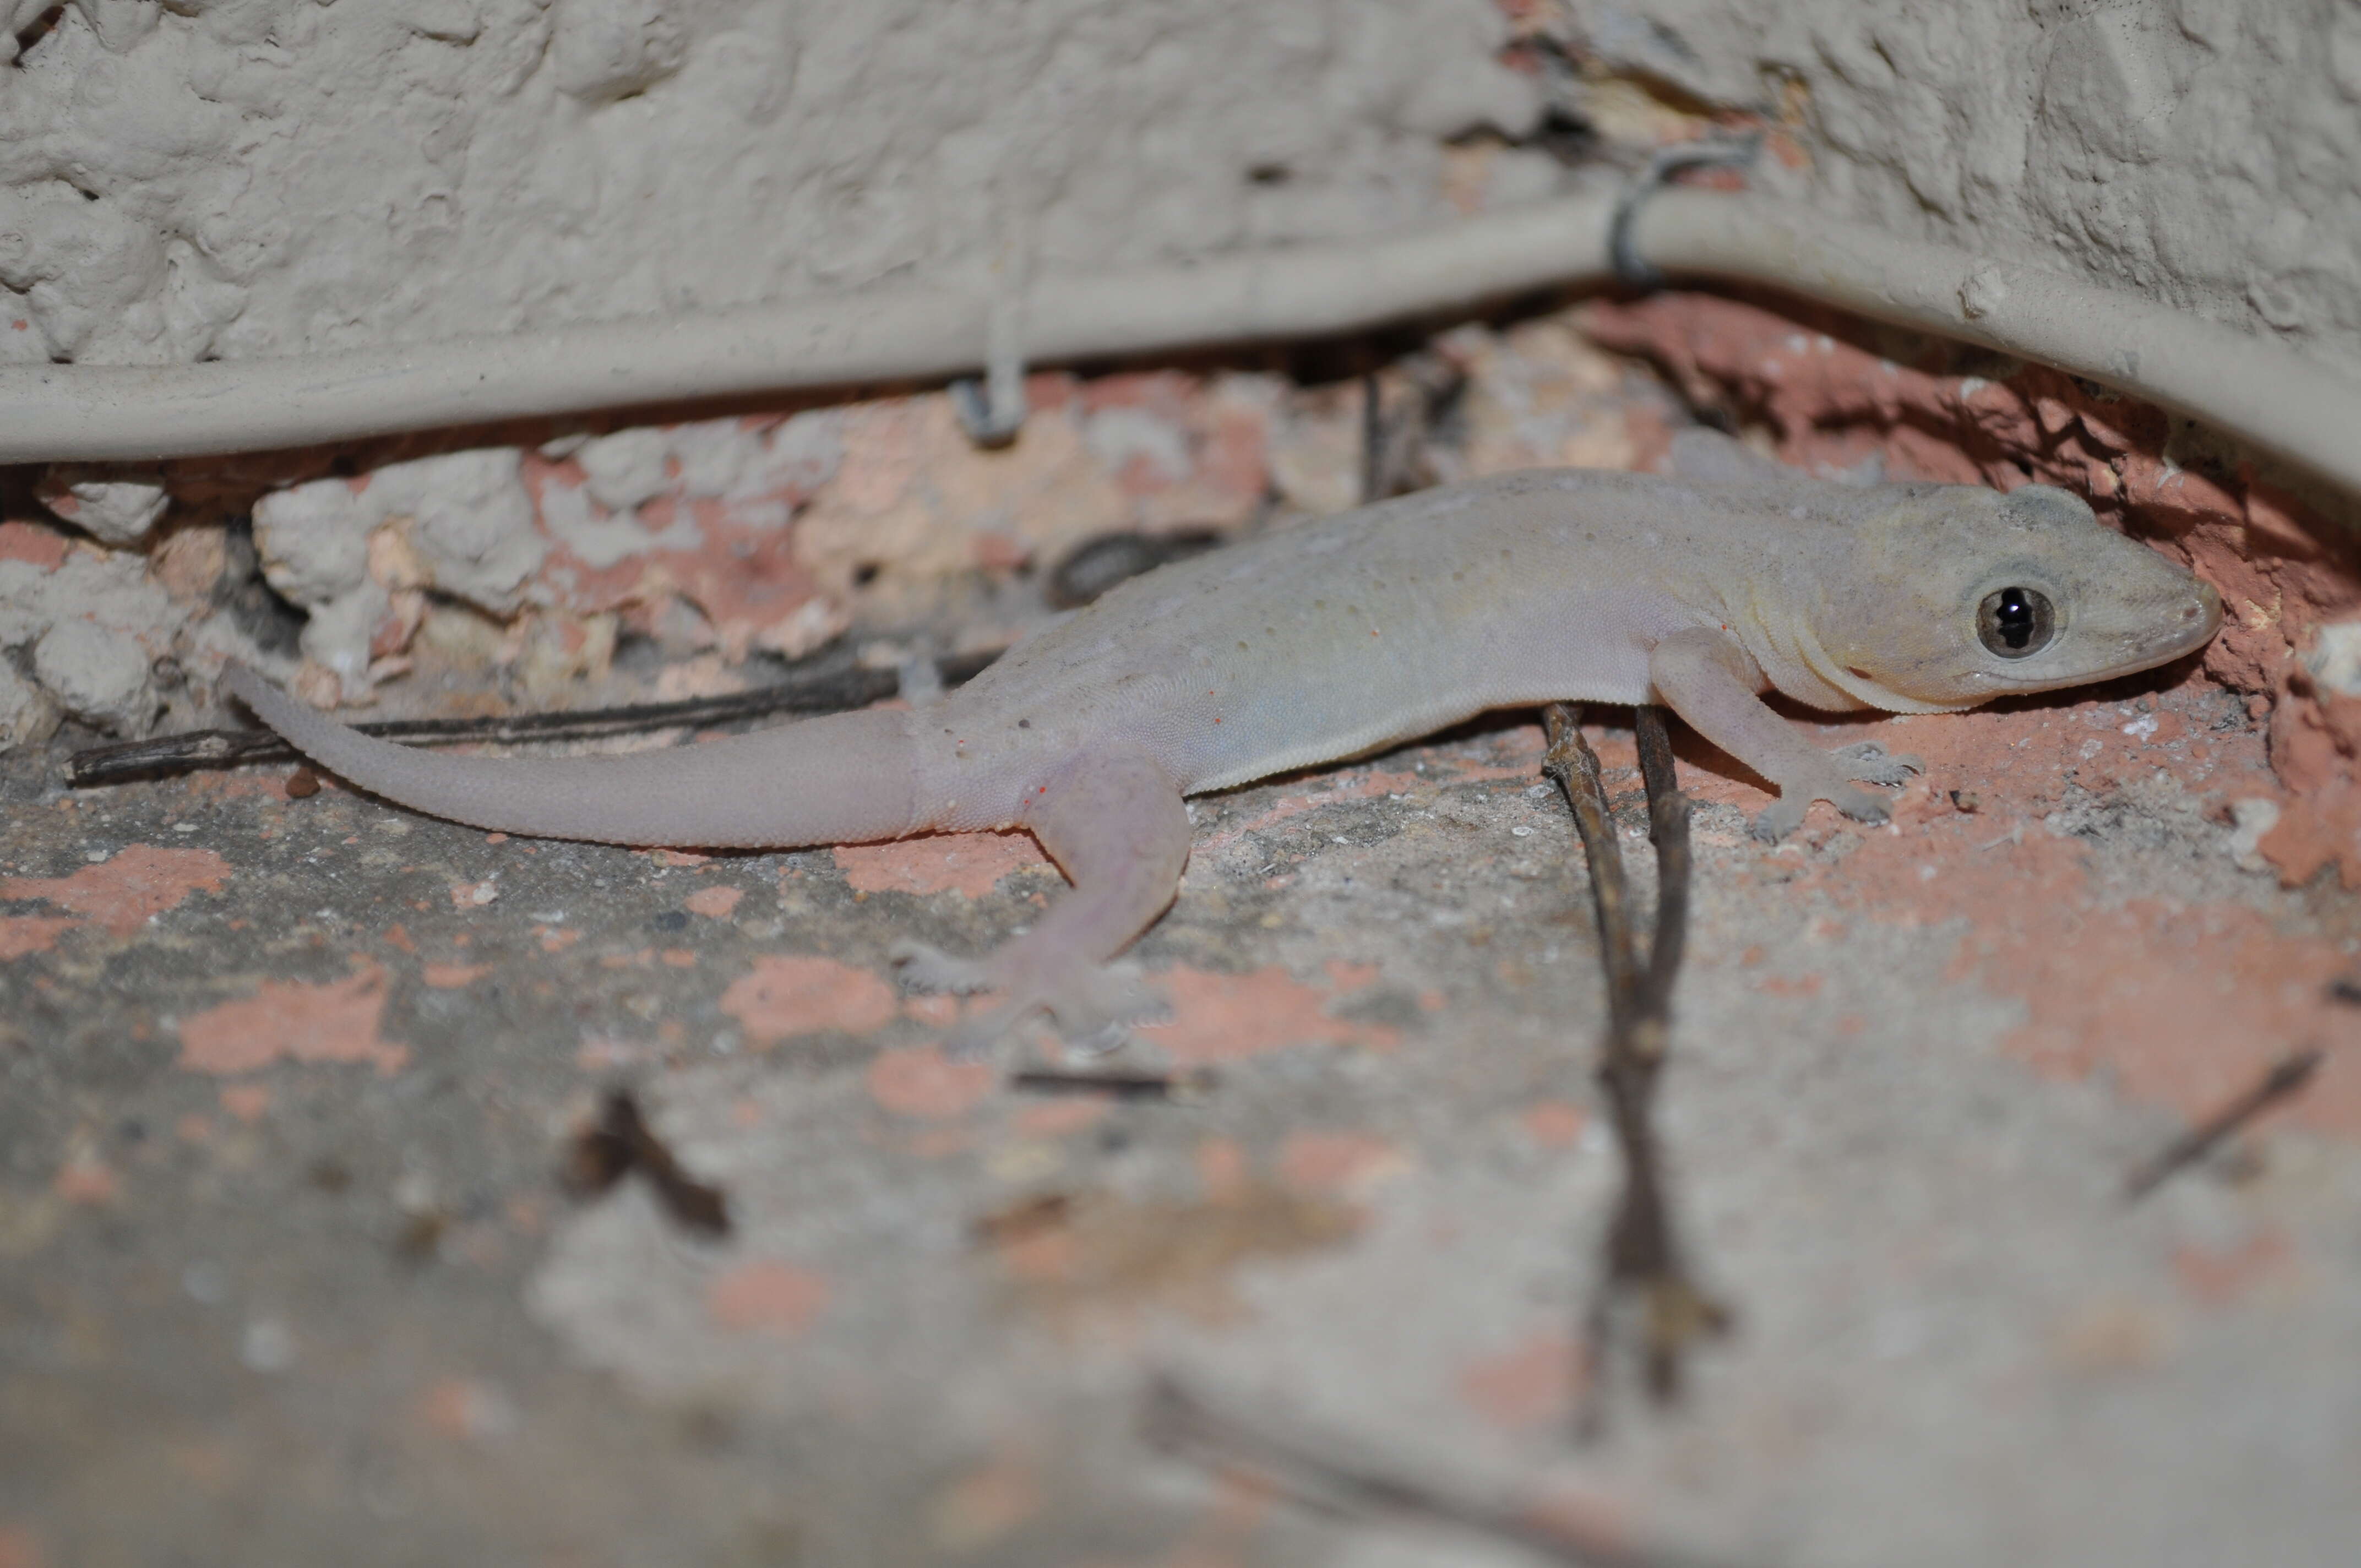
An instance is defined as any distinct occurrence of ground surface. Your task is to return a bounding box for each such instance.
[4,635,2359,1567]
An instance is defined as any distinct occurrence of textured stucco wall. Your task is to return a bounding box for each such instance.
[0,0,1544,366]
[1556,0,2361,360]
[6,3,2350,376]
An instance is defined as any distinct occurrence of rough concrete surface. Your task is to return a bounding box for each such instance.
[4,649,2359,1567]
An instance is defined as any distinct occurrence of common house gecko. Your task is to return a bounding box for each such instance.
[224,432,2222,1049]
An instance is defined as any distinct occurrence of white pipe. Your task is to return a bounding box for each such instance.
[6,189,2358,503]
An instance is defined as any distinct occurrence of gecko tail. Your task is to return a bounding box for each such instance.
[219,662,918,850]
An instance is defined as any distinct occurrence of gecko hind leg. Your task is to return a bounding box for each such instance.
[894,747,1190,1058]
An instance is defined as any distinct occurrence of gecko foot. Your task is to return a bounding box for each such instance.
[889,940,997,995]
[1748,778,1894,842]
[899,941,1168,1058]
[1834,741,1923,787]
[1748,796,1808,843]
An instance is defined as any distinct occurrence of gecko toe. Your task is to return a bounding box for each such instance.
[928,963,1167,1060]
[1835,742,1923,786]
[1832,785,1892,825]
[890,940,995,995]
[1040,967,1167,1050]
[1749,797,1807,842]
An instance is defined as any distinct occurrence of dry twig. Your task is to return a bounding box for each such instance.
[2123,1048,2322,1202]
[68,644,1000,788]
[1542,704,1729,1434]
[561,1087,732,1239]
[1142,1375,1740,1568]
[1007,1068,1218,1102]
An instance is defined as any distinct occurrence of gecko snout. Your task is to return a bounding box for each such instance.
[2188,579,2223,629]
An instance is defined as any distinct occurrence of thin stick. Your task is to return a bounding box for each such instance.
[1542,704,1729,1433]
[1007,1068,1218,1102]
[561,1088,732,1238]
[68,644,1000,787]
[1633,708,1690,1030]
[1141,1375,1743,1568]
[2123,1048,2323,1202]
[1544,706,1641,1033]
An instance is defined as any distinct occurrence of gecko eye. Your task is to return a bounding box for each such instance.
[1977,586,2054,658]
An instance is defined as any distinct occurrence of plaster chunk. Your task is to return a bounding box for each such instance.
[575,427,674,514]
[2304,620,2361,699]
[252,478,373,607]
[36,466,171,546]
[664,420,757,500]
[372,449,548,614]
[0,548,177,659]
[33,617,155,734]
[251,449,545,693]
[0,657,61,754]
[296,583,395,697]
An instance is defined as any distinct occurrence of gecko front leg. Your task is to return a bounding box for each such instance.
[1646,628,1919,841]
[893,747,1189,1056]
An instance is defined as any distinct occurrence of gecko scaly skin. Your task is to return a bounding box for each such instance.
[223,432,2221,1049]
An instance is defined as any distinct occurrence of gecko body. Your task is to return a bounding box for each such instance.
[225,433,2221,1048]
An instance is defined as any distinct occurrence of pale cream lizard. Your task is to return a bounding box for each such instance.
[224,432,2222,1048]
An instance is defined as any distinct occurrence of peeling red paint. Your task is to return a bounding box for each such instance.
[0,846,231,939]
[706,1259,830,1336]
[683,884,744,919]
[833,831,1051,898]
[866,1045,994,1120]
[720,954,899,1044]
[0,520,67,569]
[2173,1228,2298,1306]
[0,1523,49,1568]
[0,916,75,960]
[53,1150,117,1206]
[1276,1131,1403,1196]
[1013,1099,1108,1137]
[414,1378,514,1443]
[1140,965,1400,1064]
[1688,685,2361,1135]
[178,964,406,1076]
[1458,1330,1581,1431]
[1521,1100,1587,1149]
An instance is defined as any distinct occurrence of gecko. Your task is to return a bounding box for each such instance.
[222,431,2222,1050]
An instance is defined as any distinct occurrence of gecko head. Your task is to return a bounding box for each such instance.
[1818,483,2221,710]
